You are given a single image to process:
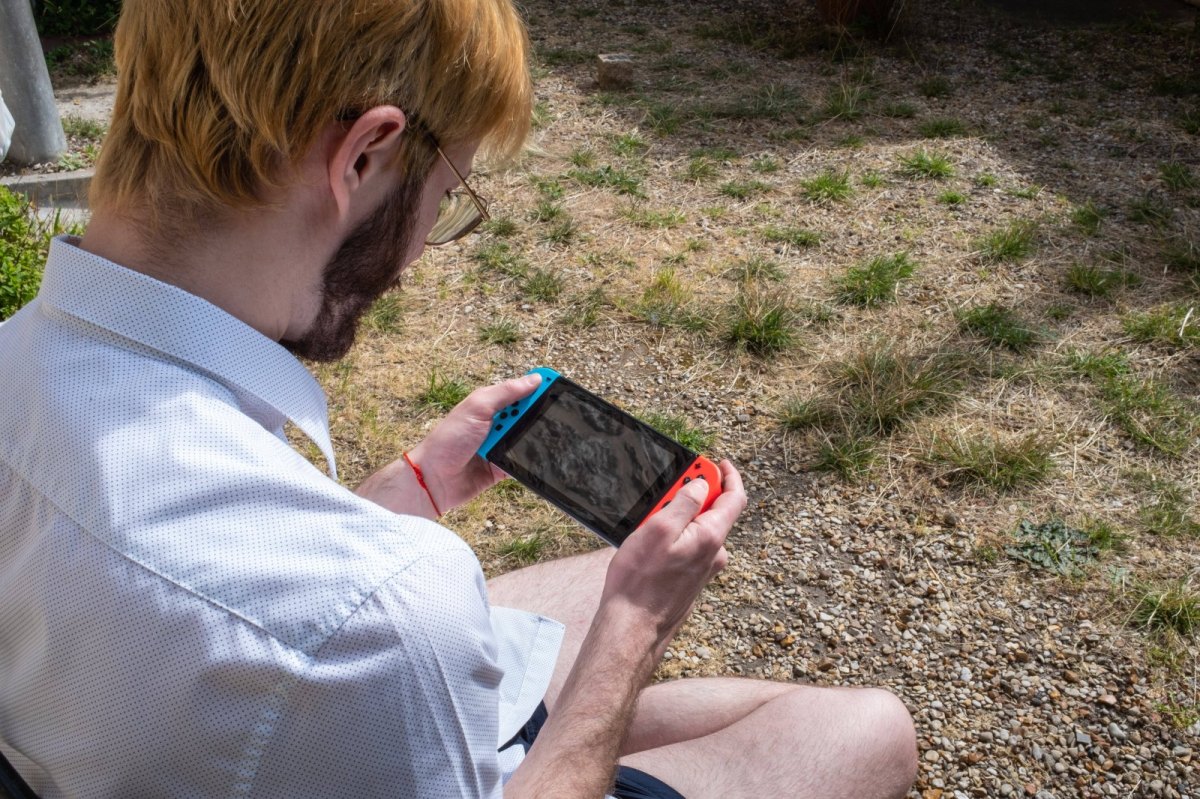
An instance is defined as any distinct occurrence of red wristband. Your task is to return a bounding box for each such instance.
[402,452,442,517]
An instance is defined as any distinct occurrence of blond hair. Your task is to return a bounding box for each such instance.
[92,0,531,223]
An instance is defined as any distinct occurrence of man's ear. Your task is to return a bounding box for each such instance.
[327,106,408,219]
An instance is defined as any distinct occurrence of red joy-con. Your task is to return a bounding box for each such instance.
[638,456,722,527]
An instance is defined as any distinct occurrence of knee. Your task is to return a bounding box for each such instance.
[851,688,918,797]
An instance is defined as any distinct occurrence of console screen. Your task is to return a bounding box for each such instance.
[488,378,693,544]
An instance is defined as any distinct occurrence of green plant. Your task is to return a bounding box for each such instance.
[35,1,120,36]
[1128,193,1174,227]
[975,220,1037,263]
[898,150,954,179]
[975,173,998,188]
[1159,163,1197,191]
[481,218,519,237]
[363,293,405,334]
[937,190,966,206]
[1179,108,1200,136]
[727,256,785,283]
[860,171,885,188]
[567,149,596,168]
[522,268,564,302]
[473,241,528,277]
[638,412,715,452]
[1139,480,1200,538]
[1071,201,1105,235]
[724,289,797,355]
[958,303,1040,352]
[835,252,916,307]
[1065,349,1131,381]
[1132,580,1200,638]
[802,170,854,203]
[1166,238,1199,273]
[757,226,821,255]
[620,206,685,229]
[685,157,718,181]
[529,199,566,224]
[1081,517,1123,552]
[1122,306,1200,349]
[637,269,702,330]
[1008,184,1043,200]
[918,118,968,138]
[1100,376,1199,458]
[750,155,781,174]
[44,39,116,80]
[541,220,577,245]
[917,76,953,98]
[61,115,107,141]
[1065,264,1141,298]
[719,180,769,200]
[611,132,649,158]
[932,432,1055,490]
[499,533,547,565]
[417,371,470,412]
[821,80,871,121]
[878,101,917,119]
[1,187,81,320]
[478,318,522,346]
[564,287,609,328]
[1006,519,1099,577]
[568,165,645,197]
[814,432,877,478]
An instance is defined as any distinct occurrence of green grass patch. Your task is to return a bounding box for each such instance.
[727,256,785,283]
[568,165,645,197]
[417,371,470,413]
[1065,349,1131,381]
[958,303,1041,352]
[1159,163,1197,191]
[750,155,782,174]
[917,76,953,98]
[481,217,519,237]
[620,206,686,229]
[898,150,954,179]
[61,115,106,141]
[1166,238,1199,273]
[362,293,406,334]
[878,102,917,119]
[820,81,871,121]
[1065,264,1141,298]
[860,171,885,188]
[521,268,564,302]
[814,433,878,479]
[762,225,821,248]
[473,241,528,277]
[1122,305,1200,349]
[1128,193,1174,227]
[610,132,649,158]
[937,190,967,206]
[801,169,854,203]
[834,252,916,307]
[1139,479,1200,538]
[723,288,798,356]
[499,532,548,565]
[637,269,703,330]
[975,220,1038,263]
[1070,201,1105,235]
[918,118,968,138]
[1100,376,1199,458]
[684,157,719,182]
[719,180,769,200]
[638,412,715,452]
[44,39,115,80]
[478,318,522,346]
[932,432,1055,490]
[1132,580,1200,638]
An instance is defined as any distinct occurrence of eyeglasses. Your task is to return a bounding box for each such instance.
[422,133,490,246]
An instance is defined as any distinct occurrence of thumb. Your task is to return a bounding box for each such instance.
[460,373,543,420]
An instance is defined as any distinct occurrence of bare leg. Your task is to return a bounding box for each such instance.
[487,551,918,798]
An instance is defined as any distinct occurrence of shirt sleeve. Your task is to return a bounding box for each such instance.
[249,547,506,798]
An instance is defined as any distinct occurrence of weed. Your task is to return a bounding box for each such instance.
[1128,193,1174,227]
[933,432,1055,490]
[363,293,405,334]
[541,220,578,245]
[638,269,693,328]
[975,220,1037,263]
[1008,185,1043,199]
[835,252,916,307]
[569,165,645,197]
[1101,376,1199,458]
[568,149,596,168]
[821,80,871,121]
[0,188,81,320]
[898,150,954,179]
[802,170,854,203]
[417,371,470,412]
[522,268,564,302]
[1065,349,1131,381]
[938,190,967,206]
[958,303,1041,352]
[751,155,782,174]
[638,412,715,452]
[1065,264,1141,298]
[642,102,686,135]
[1159,163,1197,191]
[1122,305,1200,349]
[724,288,797,355]
[620,206,686,229]
[861,171,885,188]
[727,256,785,283]
[44,39,115,80]
[762,225,821,249]
[481,217,518,237]
[1071,201,1105,235]
[1139,480,1200,538]
[473,241,528,277]
[1081,517,1123,552]
[975,173,998,188]
[529,199,566,223]
[685,157,718,181]
[815,433,878,478]
[878,102,917,119]
[719,180,769,200]
[499,533,547,565]
[61,115,106,140]
[611,132,649,158]
[721,84,806,121]
[917,76,953,98]
[1179,108,1200,136]
[564,287,609,328]
[1006,519,1099,576]
[531,101,551,130]
[478,318,522,346]
[1131,580,1200,638]
[919,118,968,138]
[1166,238,1200,273]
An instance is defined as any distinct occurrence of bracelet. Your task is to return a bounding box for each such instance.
[402,452,442,517]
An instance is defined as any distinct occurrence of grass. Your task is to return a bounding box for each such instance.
[719,180,769,200]
[473,241,528,277]
[363,294,405,334]
[638,412,715,452]
[814,433,878,478]
[917,76,953,98]
[610,132,649,158]
[898,150,954,179]
[918,118,968,138]
[932,432,1056,490]
[727,256,785,283]
[834,252,916,307]
[417,371,470,413]
[1065,349,1131,381]
[685,157,718,181]
[1064,264,1141,298]
[1122,305,1200,349]
[861,171,885,188]
[878,102,917,119]
[1166,238,1199,274]
[958,303,1041,352]
[801,170,854,203]
[637,269,704,330]
[1100,375,1200,458]
[751,155,781,174]
[1131,580,1200,638]
[499,533,548,565]
[44,39,115,80]
[481,218,519,237]
[61,115,106,141]
[568,165,645,197]
[620,206,686,229]
[937,190,966,206]
[723,288,798,355]
[479,318,522,346]
[762,225,821,249]
[975,220,1038,263]
[1127,193,1174,227]
[522,268,564,302]
[821,81,871,121]
[1070,201,1105,236]
[1159,163,1197,191]
[1139,479,1200,538]
[1,187,81,320]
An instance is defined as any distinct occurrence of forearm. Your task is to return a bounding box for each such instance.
[505,604,662,798]
[354,457,439,519]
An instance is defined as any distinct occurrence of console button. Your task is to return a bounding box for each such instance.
[682,477,691,484]
[494,424,503,431]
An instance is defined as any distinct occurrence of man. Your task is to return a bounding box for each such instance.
[0,0,917,796]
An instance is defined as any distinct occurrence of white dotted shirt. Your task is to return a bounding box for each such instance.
[0,238,563,798]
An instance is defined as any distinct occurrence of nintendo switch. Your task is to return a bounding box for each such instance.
[479,367,722,547]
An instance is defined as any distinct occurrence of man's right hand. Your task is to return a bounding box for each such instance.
[601,459,746,659]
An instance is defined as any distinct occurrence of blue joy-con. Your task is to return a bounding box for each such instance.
[477,367,560,458]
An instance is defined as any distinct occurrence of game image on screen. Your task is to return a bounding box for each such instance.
[490,381,691,539]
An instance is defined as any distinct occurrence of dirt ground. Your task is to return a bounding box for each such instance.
[21,0,1200,797]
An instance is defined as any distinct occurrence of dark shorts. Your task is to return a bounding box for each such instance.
[503,702,686,799]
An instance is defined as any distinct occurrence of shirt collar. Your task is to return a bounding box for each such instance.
[39,236,338,478]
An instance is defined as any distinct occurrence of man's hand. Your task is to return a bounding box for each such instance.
[602,460,744,656]
[355,374,541,517]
